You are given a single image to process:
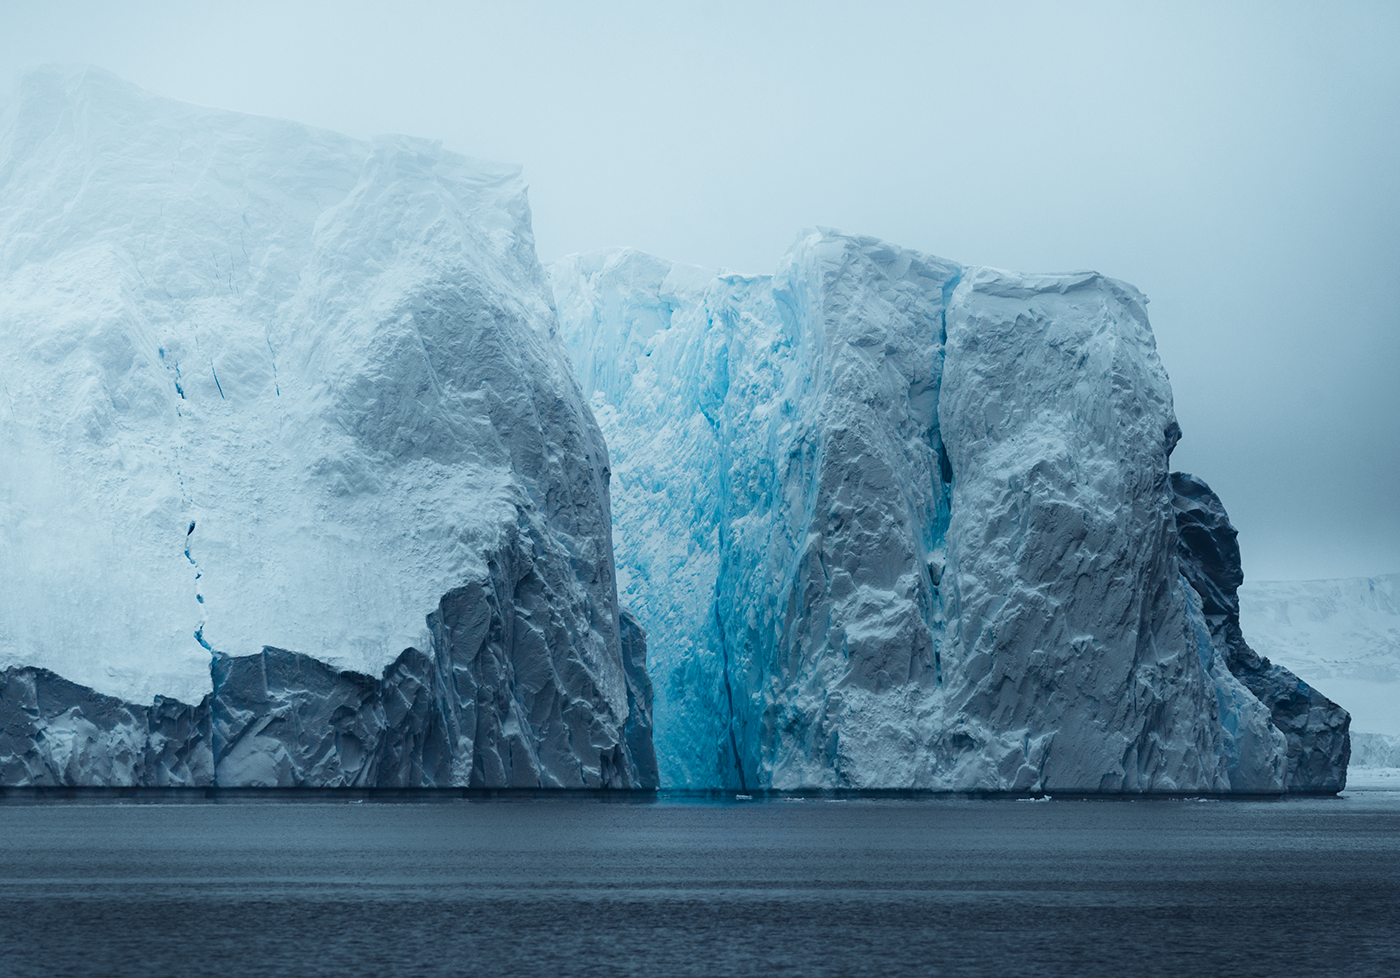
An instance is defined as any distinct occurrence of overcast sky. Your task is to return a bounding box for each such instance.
[3,0,1396,581]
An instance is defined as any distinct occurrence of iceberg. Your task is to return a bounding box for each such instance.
[553,233,1343,791]
[0,65,1351,793]
[0,66,655,787]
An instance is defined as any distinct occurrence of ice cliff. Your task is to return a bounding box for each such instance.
[0,66,655,788]
[0,629,658,787]
[553,234,1347,792]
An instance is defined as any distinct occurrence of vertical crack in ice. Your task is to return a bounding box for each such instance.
[159,348,186,401]
[209,650,226,787]
[266,337,281,396]
[714,602,746,791]
[188,513,220,784]
[185,521,212,657]
[930,427,953,688]
[922,280,960,689]
[703,297,746,790]
[211,247,235,296]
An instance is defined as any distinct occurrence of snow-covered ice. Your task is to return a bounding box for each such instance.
[0,66,654,787]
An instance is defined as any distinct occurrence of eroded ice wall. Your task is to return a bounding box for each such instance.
[935,268,1285,792]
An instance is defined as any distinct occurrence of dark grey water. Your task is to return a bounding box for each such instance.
[0,790,1397,978]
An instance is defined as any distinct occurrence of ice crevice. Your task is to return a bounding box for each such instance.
[714,601,746,791]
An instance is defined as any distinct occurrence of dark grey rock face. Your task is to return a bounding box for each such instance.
[1171,472,1350,792]
[427,544,643,789]
[377,648,454,787]
[0,598,656,788]
[145,694,215,786]
[206,645,466,788]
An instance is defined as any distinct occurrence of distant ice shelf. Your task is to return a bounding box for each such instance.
[1239,573,1399,738]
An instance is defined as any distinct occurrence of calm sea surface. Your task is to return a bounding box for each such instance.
[0,789,1396,978]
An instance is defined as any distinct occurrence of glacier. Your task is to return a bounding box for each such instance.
[553,234,1348,792]
[0,66,656,787]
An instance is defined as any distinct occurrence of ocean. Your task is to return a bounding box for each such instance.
[1,788,1396,977]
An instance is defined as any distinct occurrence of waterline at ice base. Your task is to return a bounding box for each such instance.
[0,66,1348,792]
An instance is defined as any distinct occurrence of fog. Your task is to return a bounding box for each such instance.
[3,0,1396,580]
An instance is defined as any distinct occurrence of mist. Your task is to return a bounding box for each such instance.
[3,0,1395,580]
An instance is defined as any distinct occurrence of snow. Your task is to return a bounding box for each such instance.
[1240,573,1400,736]
[0,66,649,786]
[553,231,1288,791]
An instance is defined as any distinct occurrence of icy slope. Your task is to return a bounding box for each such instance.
[0,66,654,787]
[553,232,1300,791]
[1239,573,1399,737]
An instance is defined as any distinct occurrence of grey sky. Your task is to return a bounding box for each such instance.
[3,0,1396,581]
